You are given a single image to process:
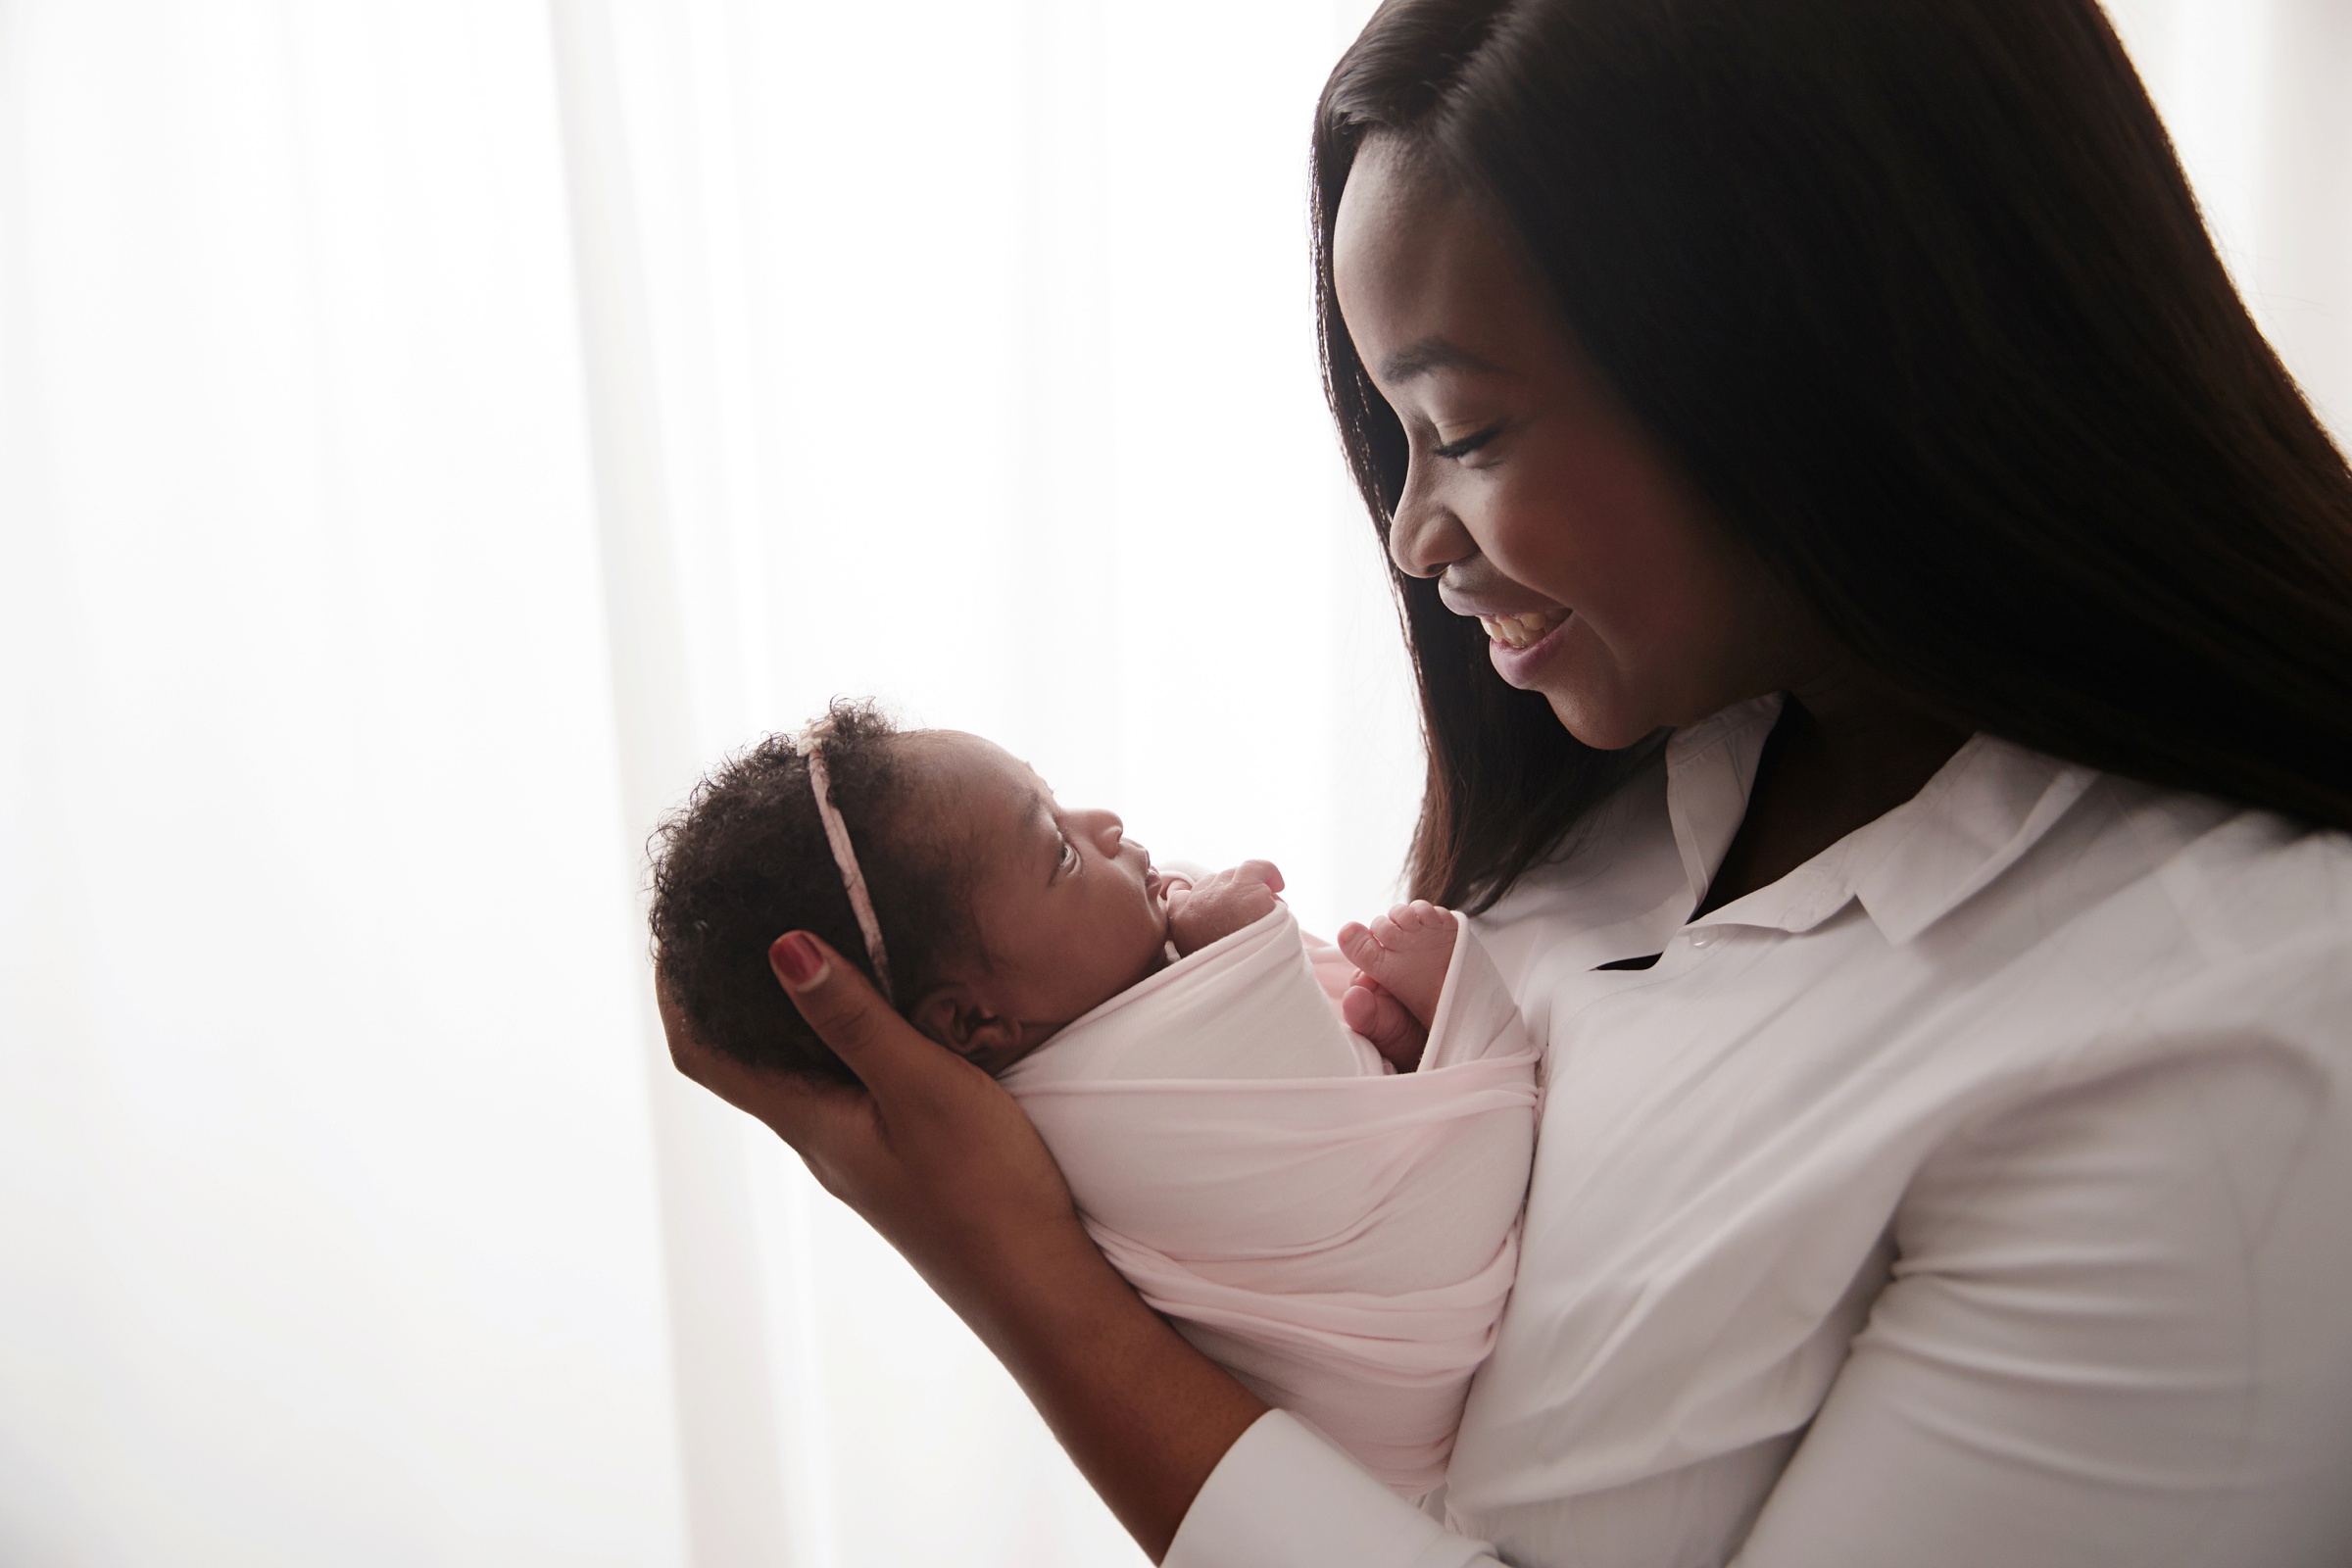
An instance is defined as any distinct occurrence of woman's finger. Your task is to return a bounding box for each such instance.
[768,930,969,1111]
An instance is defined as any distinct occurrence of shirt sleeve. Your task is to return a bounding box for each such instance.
[1163,1411,1502,1568]
[1732,1042,2352,1567]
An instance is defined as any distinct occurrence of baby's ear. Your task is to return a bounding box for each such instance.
[908,985,1018,1062]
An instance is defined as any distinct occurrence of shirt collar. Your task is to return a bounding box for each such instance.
[1666,705,2098,946]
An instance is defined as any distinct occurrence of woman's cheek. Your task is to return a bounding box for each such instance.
[1485,479,1605,606]
[1540,616,1659,750]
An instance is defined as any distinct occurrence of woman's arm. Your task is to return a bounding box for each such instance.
[661,932,1267,1560]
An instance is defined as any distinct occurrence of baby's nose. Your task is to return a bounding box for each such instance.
[1075,808,1125,852]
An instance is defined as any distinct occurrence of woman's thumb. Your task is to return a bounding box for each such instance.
[767,931,934,1097]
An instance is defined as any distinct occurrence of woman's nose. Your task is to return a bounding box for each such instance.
[1387,463,1476,579]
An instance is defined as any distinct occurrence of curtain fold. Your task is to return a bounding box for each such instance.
[0,6,695,1564]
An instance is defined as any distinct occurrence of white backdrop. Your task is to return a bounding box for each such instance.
[1,3,2345,1564]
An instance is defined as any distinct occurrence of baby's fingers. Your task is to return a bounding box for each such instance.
[1233,858,1286,894]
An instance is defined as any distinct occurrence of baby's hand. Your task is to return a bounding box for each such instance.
[1165,859,1285,956]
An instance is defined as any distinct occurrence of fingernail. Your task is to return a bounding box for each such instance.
[772,932,826,989]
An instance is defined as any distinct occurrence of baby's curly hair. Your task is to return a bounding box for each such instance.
[648,701,975,1080]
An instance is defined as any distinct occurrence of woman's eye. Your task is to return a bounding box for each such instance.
[1432,424,1500,462]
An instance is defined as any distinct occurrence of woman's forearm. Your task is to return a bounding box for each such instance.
[942,1223,1270,1561]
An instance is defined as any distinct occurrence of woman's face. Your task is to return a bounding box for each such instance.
[1333,137,1821,749]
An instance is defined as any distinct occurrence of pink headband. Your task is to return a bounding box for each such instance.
[803,744,895,1004]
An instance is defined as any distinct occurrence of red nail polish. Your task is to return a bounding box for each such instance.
[773,932,823,987]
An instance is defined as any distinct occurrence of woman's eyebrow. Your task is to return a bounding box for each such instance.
[1379,336,1502,382]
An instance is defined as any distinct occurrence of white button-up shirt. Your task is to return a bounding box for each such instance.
[1166,696,2352,1567]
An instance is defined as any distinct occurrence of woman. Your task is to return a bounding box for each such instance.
[665,0,2352,1561]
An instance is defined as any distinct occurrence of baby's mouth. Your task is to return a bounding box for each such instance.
[1479,609,1570,650]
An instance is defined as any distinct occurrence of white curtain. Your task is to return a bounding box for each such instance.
[2104,0,2352,434]
[0,4,2343,1565]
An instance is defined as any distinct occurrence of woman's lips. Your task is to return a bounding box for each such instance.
[1478,608,1573,687]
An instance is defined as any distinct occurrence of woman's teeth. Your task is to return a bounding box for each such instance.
[1479,610,1569,650]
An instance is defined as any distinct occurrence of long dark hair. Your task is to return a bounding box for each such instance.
[1315,0,2352,910]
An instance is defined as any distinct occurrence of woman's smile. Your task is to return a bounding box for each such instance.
[1477,609,1569,650]
[1437,569,1576,687]
[1479,609,1575,688]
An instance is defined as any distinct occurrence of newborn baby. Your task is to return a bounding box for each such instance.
[651,701,1538,1492]
[651,701,1458,1079]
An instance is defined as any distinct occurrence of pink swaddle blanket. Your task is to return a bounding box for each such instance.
[1000,905,1540,1494]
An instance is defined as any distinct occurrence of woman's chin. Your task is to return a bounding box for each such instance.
[1487,625,1660,749]
[1543,687,1654,752]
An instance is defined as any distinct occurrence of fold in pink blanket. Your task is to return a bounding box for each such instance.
[1001,905,1540,1494]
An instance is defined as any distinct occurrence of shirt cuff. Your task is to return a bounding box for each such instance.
[1164,1410,1501,1568]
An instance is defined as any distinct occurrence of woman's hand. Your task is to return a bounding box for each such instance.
[658,931,1268,1559]
[658,932,1087,1330]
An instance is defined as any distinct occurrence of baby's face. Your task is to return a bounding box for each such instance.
[904,732,1171,1069]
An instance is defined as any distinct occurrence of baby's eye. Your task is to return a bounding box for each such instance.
[1059,836,1080,871]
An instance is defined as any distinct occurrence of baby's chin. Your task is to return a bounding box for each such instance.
[1147,905,1176,958]
[1133,896,1176,976]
